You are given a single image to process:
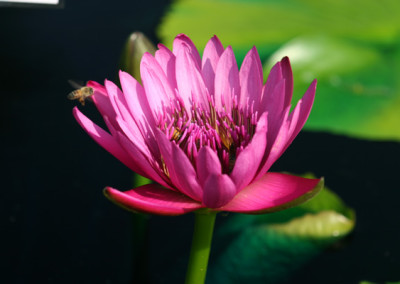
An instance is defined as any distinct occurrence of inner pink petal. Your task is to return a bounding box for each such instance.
[202,174,236,208]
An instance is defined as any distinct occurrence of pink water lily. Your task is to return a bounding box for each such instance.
[73,34,322,216]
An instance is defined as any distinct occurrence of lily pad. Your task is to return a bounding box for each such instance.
[208,176,355,284]
[265,35,400,140]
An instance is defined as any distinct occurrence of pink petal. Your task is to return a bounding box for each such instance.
[238,46,263,110]
[116,131,172,190]
[88,80,119,131]
[155,44,177,90]
[196,146,222,187]
[140,53,177,118]
[281,57,294,109]
[73,107,140,173]
[230,112,268,191]
[155,130,203,201]
[105,80,152,159]
[260,79,287,152]
[173,34,201,69]
[175,42,209,111]
[119,71,159,157]
[254,108,291,180]
[104,184,203,216]
[218,172,323,213]
[286,79,317,147]
[259,62,285,122]
[203,174,236,208]
[214,46,240,112]
[201,35,224,96]
[119,71,156,129]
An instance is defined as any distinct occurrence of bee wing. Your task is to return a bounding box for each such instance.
[68,79,84,89]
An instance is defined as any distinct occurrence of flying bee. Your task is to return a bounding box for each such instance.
[67,80,94,106]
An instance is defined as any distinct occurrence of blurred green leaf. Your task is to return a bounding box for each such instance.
[208,176,355,284]
[158,0,400,141]
[159,0,400,61]
[265,35,400,140]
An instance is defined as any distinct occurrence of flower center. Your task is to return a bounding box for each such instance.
[158,98,257,174]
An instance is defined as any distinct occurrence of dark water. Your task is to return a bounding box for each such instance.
[1,2,399,283]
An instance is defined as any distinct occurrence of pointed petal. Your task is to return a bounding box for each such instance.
[203,174,236,208]
[281,57,294,109]
[175,42,209,110]
[202,35,224,96]
[239,46,263,110]
[259,62,285,122]
[173,34,201,69]
[140,53,177,118]
[87,80,119,131]
[254,108,291,180]
[214,46,240,112]
[265,80,286,137]
[286,79,317,147]
[119,71,159,157]
[104,184,203,216]
[230,112,268,191]
[155,44,177,90]
[105,80,152,159]
[155,130,203,201]
[73,107,139,173]
[119,71,156,129]
[219,173,323,214]
[196,146,222,187]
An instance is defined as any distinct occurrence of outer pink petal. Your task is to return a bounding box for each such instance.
[88,80,119,131]
[201,35,224,96]
[155,44,177,90]
[104,184,203,216]
[175,43,209,111]
[155,130,203,201]
[214,46,240,112]
[230,112,268,191]
[218,172,323,214]
[238,46,263,110]
[196,146,222,187]
[203,174,236,208]
[73,107,140,173]
[172,34,201,69]
[140,53,177,119]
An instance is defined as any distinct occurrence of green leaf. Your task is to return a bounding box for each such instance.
[208,175,355,284]
[158,0,400,62]
[265,35,400,141]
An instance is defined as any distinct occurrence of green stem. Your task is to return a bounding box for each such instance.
[185,211,217,284]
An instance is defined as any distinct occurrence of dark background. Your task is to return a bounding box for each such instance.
[1,1,399,283]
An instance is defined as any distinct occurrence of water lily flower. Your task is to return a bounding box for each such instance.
[73,34,322,216]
